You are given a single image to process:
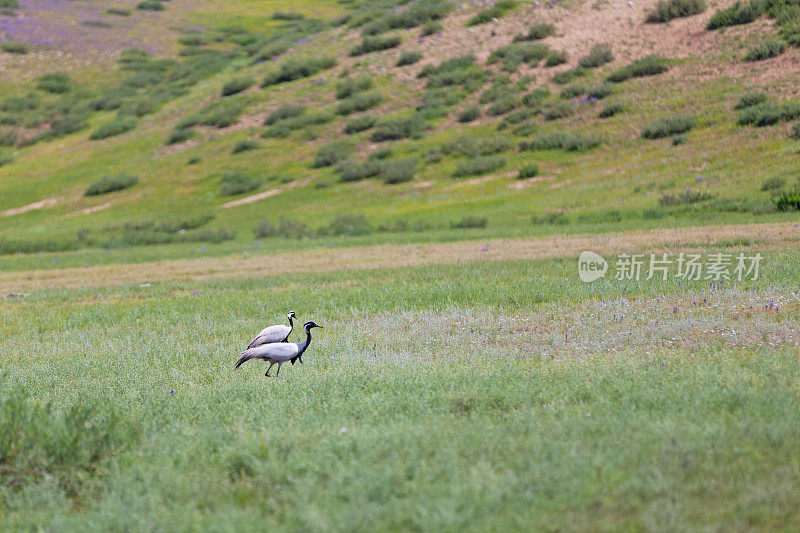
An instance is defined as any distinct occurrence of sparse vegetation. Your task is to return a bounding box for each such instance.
[370,114,426,142]
[218,171,260,196]
[262,57,336,86]
[457,106,481,123]
[514,23,556,41]
[336,76,373,99]
[707,0,763,30]
[645,0,706,23]
[745,39,786,61]
[336,92,383,115]
[520,131,603,151]
[397,50,423,66]
[453,155,506,177]
[167,127,195,145]
[232,139,259,154]
[350,34,402,56]
[545,50,568,67]
[488,42,550,71]
[642,116,696,138]
[36,73,72,94]
[577,44,614,69]
[734,91,768,109]
[221,76,253,96]
[85,173,139,196]
[380,157,418,184]
[543,102,575,120]
[89,116,138,140]
[344,115,377,134]
[658,188,713,206]
[606,55,669,82]
[466,0,518,26]
[313,141,350,168]
[137,0,165,11]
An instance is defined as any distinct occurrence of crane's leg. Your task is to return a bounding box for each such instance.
[276,362,283,377]
[298,355,303,364]
[265,362,275,377]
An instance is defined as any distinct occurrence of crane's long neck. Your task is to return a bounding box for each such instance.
[297,328,313,355]
[287,315,294,331]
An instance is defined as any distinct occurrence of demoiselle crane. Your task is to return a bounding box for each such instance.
[235,321,322,377]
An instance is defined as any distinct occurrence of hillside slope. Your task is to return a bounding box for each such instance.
[0,0,799,259]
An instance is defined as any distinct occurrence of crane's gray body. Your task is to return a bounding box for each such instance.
[247,324,291,348]
[235,321,321,377]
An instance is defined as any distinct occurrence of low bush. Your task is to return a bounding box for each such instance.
[517,164,539,179]
[85,173,139,196]
[107,7,131,16]
[370,114,426,142]
[262,111,332,137]
[273,11,303,20]
[335,75,373,99]
[522,87,550,107]
[421,20,443,35]
[645,0,706,23]
[467,0,517,26]
[254,217,309,239]
[368,145,394,160]
[36,72,72,94]
[336,159,382,182]
[232,139,259,153]
[264,104,306,125]
[487,95,518,116]
[761,176,786,191]
[642,115,696,138]
[658,188,713,206]
[560,83,588,99]
[488,41,550,71]
[180,99,244,128]
[219,171,260,196]
[167,127,195,144]
[262,56,336,86]
[221,76,253,96]
[450,216,487,229]
[706,0,763,29]
[313,141,350,168]
[137,1,164,11]
[442,136,511,157]
[671,133,688,145]
[577,44,613,69]
[776,192,800,211]
[736,102,800,126]
[791,121,800,139]
[89,116,137,140]
[532,211,568,224]
[551,67,587,84]
[344,115,377,133]
[514,22,556,41]
[1,40,29,54]
[745,39,786,61]
[457,106,481,123]
[587,82,615,100]
[397,50,423,66]
[350,34,402,56]
[543,102,575,120]
[520,131,603,151]
[606,55,669,82]
[380,157,418,184]
[545,50,568,66]
[361,0,451,35]
[336,92,383,115]
[453,155,506,177]
[319,214,373,236]
[734,91,768,109]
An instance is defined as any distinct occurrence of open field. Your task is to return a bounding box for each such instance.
[2,0,800,529]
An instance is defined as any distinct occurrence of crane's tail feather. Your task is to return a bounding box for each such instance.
[235,352,253,370]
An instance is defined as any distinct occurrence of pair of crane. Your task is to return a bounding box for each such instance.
[235,312,322,377]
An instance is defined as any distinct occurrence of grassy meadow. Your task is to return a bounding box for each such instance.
[2,0,800,529]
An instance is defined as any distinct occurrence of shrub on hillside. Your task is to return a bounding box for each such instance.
[599,103,624,118]
[514,22,556,41]
[543,102,574,120]
[336,92,383,115]
[645,0,706,23]
[761,176,786,191]
[336,75,373,99]
[442,136,511,157]
[137,1,164,11]
[370,114,426,142]
[344,115,377,134]
[658,188,713,206]
[577,44,613,69]
[641,116,696,138]
[453,155,506,177]
[450,216,487,229]
[706,0,763,29]
[545,50,568,66]
[85,173,139,196]
[487,95,518,116]
[167,127,195,144]
[349,34,402,56]
[745,39,786,61]
[219,171,260,196]
[232,139,259,154]
[221,76,253,96]
[776,192,800,211]
[397,50,423,66]
[107,7,131,16]
[737,102,800,126]
[790,121,800,139]
[551,67,587,84]
[457,106,481,123]
[261,57,336,86]
[517,164,539,179]
[488,42,550,71]
[180,99,244,128]
[520,131,603,151]
[466,0,517,26]
[734,91,768,109]
[606,55,669,82]
[264,104,306,125]
[360,0,451,35]
[253,217,309,239]
[89,116,138,140]
[318,214,373,236]
[421,20,443,35]
[522,87,550,107]
[313,141,350,168]
[560,83,588,99]
[336,159,382,182]
[1,41,29,54]
[36,72,72,94]
[380,157,418,184]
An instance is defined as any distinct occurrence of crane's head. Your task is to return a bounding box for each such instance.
[287,311,297,320]
[304,321,322,331]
